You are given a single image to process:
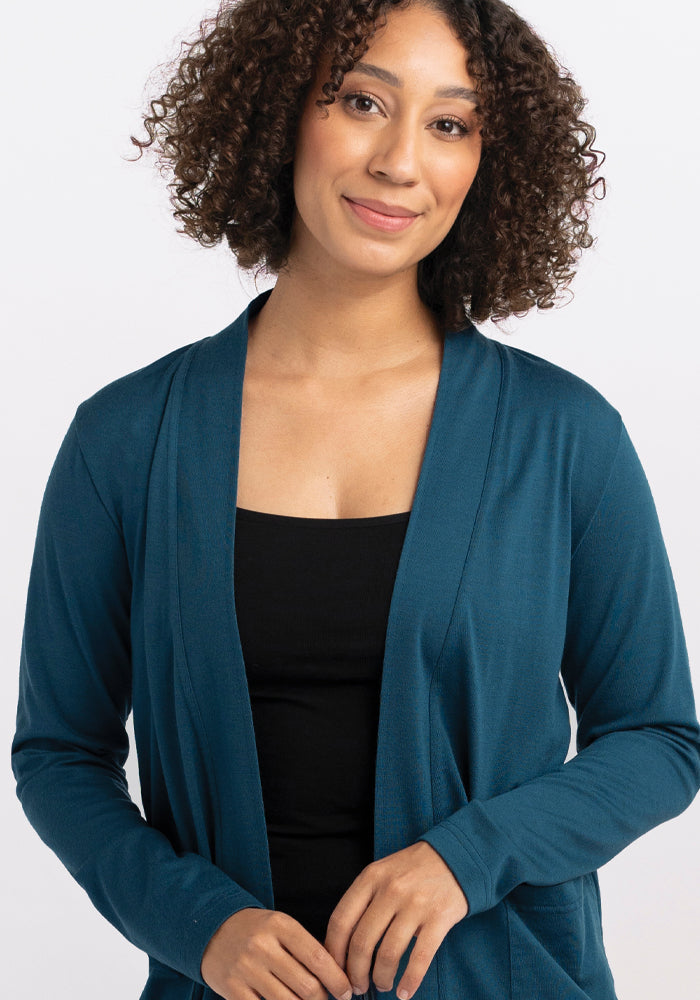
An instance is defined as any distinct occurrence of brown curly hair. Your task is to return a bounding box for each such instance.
[128,0,606,331]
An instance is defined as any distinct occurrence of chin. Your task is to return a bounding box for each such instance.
[334,241,417,272]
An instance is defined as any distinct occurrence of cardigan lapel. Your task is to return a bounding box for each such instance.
[173,289,503,906]
[372,316,502,857]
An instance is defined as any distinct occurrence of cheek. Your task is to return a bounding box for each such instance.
[434,153,481,210]
[295,111,367,192]
[292,141,327,219]
[293,121,322,185]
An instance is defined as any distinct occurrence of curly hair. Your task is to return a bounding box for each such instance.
[129,0,606,331]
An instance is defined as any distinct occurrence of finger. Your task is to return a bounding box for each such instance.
[324,878,374,971]
[277,922,354,1000]
[370,915,420,994]
[257,965,322,1000]
[345,903,394,995]
[260,964,331,1000]
[393,924,445,1000]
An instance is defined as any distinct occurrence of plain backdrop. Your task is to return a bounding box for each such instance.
[2,1,698,997]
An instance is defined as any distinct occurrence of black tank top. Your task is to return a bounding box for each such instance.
[233,505,411,944]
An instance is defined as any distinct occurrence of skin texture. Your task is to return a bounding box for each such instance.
[245,0,482,379]
[200,906,355,1000]
[200,6,473,999]
[289,2,483,303]
[323,840,468,997]
[130,0,606,330]
[200,844,467,1000]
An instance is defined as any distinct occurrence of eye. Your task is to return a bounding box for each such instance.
[342,91,382,116]
[342,92,474,141]
[431,116,472,140]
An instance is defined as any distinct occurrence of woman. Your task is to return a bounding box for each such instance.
[11,1,699,999]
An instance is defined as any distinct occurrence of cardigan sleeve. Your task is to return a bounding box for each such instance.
[10,419,267,983]
[416,419,700,917]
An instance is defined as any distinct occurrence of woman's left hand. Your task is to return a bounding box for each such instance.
[323,840,469,999]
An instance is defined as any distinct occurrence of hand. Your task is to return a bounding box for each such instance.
[323,841,469,999]
[201,907,354,1000]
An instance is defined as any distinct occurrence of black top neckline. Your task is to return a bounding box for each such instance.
[235,506,411,526]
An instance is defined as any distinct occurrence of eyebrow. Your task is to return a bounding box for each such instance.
[348,61,479,104]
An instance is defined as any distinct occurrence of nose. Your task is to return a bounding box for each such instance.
[367,118,421,185]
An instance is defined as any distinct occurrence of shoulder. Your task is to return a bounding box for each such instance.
[69,336,209,526]
[74,338,203,455]
[473,332,625,549]
[75,339,201,431]
[492,337,621,431]
[484,335,624,456]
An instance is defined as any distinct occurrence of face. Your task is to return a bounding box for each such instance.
[289,2,483,283]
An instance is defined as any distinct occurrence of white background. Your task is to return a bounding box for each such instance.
[2,1,698,997]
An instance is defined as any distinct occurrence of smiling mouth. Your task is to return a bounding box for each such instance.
[343,197,420,233]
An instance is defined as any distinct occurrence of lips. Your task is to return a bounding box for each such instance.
[345,197,420,218]
[343,196,420,233]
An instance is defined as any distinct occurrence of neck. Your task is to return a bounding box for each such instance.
[247,263,442,381]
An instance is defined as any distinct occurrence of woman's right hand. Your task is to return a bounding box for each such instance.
[200,907,355,1000]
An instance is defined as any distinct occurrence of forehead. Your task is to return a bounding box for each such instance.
[313,4,476,95]
[361,4,471,70]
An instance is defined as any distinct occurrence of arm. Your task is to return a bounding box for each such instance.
[416,420,700,916]
[11,419,266,982]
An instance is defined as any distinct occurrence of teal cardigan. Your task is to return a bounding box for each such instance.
[12,289,700,1000]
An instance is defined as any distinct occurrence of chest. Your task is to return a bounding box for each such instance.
[235,360,442,519]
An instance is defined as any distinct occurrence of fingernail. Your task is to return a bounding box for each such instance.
[340,992,353,1000]
[352,988,364,997]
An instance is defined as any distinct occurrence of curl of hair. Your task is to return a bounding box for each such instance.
[129,0,606,331]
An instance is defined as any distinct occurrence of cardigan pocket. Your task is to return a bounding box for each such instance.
[506,874,617,1000]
